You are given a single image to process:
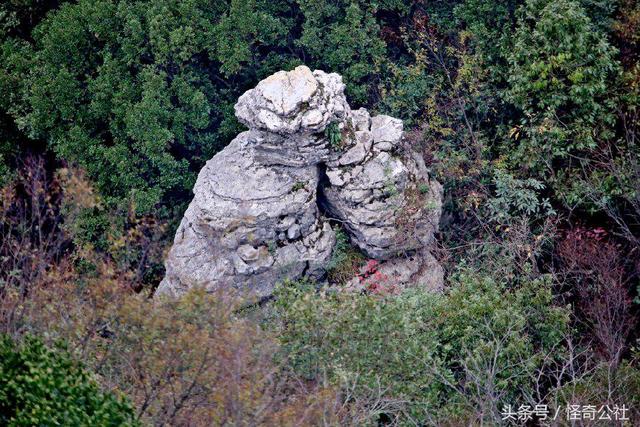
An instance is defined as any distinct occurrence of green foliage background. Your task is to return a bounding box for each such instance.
[0,0,639,423]
[0,335,137,426]
[273,272,570,422]
[1,0,634,226]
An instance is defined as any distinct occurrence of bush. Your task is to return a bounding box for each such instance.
[1,269,345,425]
[272,271,571,424]
[0,335,137,426]
[0,158,167,292]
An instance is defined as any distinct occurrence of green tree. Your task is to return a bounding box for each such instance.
[454,0,521,85]
[0,335,137,426]
[2,0,293,213]
[0,0,429,212]
[296,0,388,105]
[0,1,69,183]
[505,0,618,176]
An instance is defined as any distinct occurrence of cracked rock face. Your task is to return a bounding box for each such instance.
[158,132,335,298]
[321,115,443,261]
[158,65,443,298]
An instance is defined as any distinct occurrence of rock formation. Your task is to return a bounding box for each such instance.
[157,65,443,298]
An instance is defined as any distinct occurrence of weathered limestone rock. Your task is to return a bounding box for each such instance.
[159,132,335,298]
[235,65,350,135]
[321,121,442,260]
[371,115,403,151]
[158,65,443,297]
[350,108,371,131]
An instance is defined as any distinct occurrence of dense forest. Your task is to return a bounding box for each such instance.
[0,0,639,425]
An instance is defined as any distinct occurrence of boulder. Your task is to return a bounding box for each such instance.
[234,65,350,135]
[158,65,443,298]
[321,125,442,260]
[158,132,335,298]
[350,108,371,131]
[371,115,403,151]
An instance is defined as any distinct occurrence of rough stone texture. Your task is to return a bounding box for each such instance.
[344,252,444,293]
[158,65,443,298]
[321,125,442,260]
[371,115,403,151]
[351,108,371,131]
[159,132,335,298]
[235,65,350,135]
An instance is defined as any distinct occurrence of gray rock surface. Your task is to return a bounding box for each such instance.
[235,65,350,135]
[371,115,403,151]
[158,65,443,297]
[158,132,335,298]
[321,124,443,260]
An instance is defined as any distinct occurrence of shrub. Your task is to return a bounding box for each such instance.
[557,227,636,366]
[505,0,618,174]
[272,271,571,424]
[325,227,365,284]
[0,156,68,291]
[0,157,167,293]
[1,267,345,425]
[0,335,137,426]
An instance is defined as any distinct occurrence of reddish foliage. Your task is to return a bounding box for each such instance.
[557,227,636,365]
[357,260,398,295]
[380,25,401,45]
[613,0,640,69]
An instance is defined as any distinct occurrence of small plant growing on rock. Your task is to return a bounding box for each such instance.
[382,164,400,197]
[326,228,365,284]
[292,181,306,192]
[325,122,342,149]
[267,240,277,255]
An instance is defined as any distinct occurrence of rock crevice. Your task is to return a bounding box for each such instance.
[158,65,443,298]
